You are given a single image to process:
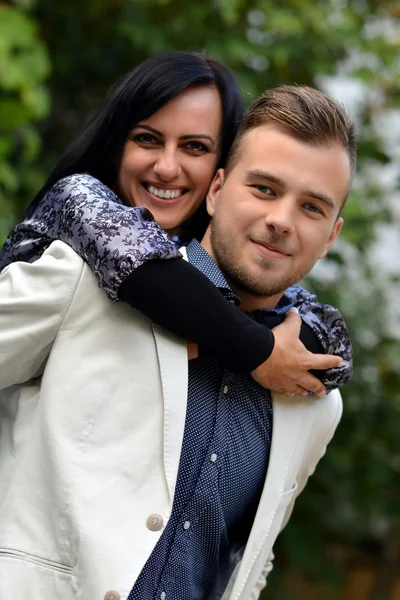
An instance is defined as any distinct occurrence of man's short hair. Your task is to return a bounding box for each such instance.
[225,85,357,182]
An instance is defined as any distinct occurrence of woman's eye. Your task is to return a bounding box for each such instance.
[134,133,158,145]
[185,141,208,153]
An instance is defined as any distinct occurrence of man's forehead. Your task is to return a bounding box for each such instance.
[230,125,298,172]
[239,123,291,148]
[232,124,350,174]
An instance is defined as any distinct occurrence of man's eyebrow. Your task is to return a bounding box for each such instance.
[132,125,216,146]
[305,191,336,211]
[247,169,336,211]
[246,169,285,187]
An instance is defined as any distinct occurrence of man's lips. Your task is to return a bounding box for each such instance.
[251,239,291,260]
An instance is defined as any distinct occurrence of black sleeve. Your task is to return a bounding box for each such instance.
[119,258,326,375]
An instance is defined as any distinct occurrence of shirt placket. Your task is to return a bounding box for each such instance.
[156,373,232,600]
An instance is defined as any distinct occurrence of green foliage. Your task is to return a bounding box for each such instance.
[0,0,399,597]
[0,1,50,229]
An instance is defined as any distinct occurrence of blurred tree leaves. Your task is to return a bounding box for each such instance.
[0,0,399,597]
[0,2,50,237]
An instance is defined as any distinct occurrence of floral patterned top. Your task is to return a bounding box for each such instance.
[0,173,353,390]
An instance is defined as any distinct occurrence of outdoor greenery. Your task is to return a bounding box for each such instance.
[0,0,399,598]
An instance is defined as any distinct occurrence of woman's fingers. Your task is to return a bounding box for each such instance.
[305,352,344,371]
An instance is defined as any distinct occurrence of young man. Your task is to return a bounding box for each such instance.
[0,86,355,600]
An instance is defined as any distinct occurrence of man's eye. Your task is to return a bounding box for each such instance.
[255,185,274,195]
[304,203,323,215]
[185,141,208,153]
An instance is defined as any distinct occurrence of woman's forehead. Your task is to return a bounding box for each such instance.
[139,86,223,137]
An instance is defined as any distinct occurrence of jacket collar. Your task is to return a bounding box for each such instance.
[152,321,188,507]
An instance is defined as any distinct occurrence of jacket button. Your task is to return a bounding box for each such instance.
[104,591,120,600]
[146,513,164,531]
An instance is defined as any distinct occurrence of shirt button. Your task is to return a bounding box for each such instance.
[223,385,229,394]
[160,593,166,600]
[210,453,217,463]
[104,591,120,600]
[146,514,164,531]
[183,520,191,530]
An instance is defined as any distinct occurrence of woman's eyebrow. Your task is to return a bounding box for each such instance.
[132,124,163,136]
[180,134,216,146]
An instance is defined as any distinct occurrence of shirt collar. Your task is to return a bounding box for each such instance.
[186,239,239,305]
[185,238,293,315]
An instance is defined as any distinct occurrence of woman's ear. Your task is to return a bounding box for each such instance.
[206,169,225,217]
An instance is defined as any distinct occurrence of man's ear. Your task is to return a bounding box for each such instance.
[206,169,225,217]
[319,217,344,259]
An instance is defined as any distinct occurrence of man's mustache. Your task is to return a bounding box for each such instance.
[250,233,293,256]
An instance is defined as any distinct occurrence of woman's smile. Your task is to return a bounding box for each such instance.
[141,181,187,204]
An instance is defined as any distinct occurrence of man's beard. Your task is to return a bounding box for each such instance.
[210,221,314,298]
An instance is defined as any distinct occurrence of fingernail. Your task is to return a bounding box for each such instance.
[338,360,345,367]
[318,391,326,398]
[289,307,299,314]
[302,391,309,396]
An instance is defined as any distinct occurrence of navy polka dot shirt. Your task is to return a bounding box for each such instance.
[128,240,293,600]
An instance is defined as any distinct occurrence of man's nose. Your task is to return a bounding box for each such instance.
[153,148,181,181]
[264,199,295,235]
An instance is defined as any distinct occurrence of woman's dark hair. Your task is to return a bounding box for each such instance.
[28,51,244,236]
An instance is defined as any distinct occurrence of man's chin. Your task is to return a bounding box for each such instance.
[225,269,292,298]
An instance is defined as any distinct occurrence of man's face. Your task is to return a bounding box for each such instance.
[202,124,351,309]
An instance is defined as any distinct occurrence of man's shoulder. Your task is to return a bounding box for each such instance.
[38,241,105,298]
[273,389,342,450]
[36,240,87,284]
[41,239,84,263]
[304,389,343,451]
[0,241,88,340]
[314,388,342,434]
[0,240,85,283]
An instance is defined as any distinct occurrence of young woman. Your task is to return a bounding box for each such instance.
[0,51,351,395]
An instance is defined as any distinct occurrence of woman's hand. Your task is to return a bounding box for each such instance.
[251,308,344,396]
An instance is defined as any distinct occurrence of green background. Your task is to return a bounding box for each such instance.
[0,1,399,598]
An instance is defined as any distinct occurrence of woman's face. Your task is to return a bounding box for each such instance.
[117,85,223,234]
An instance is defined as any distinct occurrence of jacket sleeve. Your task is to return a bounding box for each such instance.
[285,285,353,392]
[250,390,343,597]
[0,173,180,301]
[0,241,84,389]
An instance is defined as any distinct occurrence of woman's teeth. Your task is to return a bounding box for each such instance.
[148,185,183,199]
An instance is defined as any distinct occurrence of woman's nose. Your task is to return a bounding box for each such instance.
[153,148,181,181]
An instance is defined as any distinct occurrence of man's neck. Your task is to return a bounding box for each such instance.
[228,283,284,312]
[199,233,284,312]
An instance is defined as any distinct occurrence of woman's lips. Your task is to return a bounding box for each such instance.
[141,183,188,206]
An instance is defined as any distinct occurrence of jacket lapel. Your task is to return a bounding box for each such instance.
[228,395,306,599]
[151,322,188,507]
